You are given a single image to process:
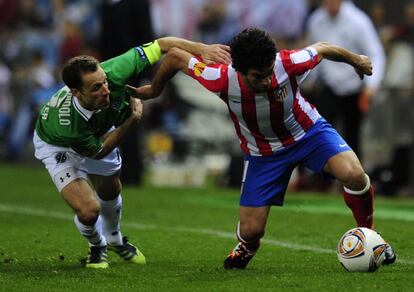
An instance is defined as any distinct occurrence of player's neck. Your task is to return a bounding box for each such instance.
[76,95,96,112]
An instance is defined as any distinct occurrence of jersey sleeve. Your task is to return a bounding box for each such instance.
[186,57,226,95]
[280,47,319,77]
[101,40,162,87]
[140,41,162,65]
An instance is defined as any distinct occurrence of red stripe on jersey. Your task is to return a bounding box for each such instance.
[267,89,295,147]
[237,73,273,155]
[228,110,250,154]
[221,69,249,154]
[290,77,314,131]
[280,49,318,77]
[219,65,229,102]
[187,60,225,93]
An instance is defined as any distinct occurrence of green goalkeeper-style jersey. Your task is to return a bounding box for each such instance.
[35,41,162,157]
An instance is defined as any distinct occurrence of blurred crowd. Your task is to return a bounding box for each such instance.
[0,0,413,195]
[0,0,101,158]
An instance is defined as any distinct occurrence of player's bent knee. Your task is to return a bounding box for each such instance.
[76,209,100,225]
[76,203,100,225]
[347,170,367,188]
[341,164,365,186]
[240,223,265,241]
[93,176,122,199]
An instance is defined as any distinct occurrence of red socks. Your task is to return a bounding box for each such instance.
[343,185,374,229]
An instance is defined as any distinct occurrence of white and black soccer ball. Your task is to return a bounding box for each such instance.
[337,227,387,272]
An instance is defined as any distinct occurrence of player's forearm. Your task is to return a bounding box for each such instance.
[147,48,190,97]
[157,37,206,55]
[94,116,139,159]
[312,42,360,67]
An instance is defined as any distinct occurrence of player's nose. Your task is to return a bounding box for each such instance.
[102,84,111,95]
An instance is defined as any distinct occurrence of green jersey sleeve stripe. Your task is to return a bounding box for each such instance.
[141,40,162,65]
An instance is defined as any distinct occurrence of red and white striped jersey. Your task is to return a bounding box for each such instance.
[187,47,321,156]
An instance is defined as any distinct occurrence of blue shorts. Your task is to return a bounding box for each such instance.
[240,119,352,207]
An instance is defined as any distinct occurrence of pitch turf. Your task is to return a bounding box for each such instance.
[1,163,413,291]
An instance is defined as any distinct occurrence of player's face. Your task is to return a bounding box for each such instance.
[75,67,111,110]
[243,62,275,93]
[324,0,342,17]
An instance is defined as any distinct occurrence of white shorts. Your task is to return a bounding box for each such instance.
[33,132,122,192]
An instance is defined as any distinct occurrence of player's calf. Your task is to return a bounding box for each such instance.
[343,174,374,228]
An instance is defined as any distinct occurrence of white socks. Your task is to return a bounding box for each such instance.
[98,195,123,246]
[74,215,107,247]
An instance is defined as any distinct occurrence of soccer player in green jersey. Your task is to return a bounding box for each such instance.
[33,37,231,269]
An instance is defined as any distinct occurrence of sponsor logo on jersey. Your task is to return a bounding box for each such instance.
[135,46,147,60]
[193,62,206,77]
[55,152,68,164]
[305,48,315,60]
[291,50,312,64]
[274,86,288,102]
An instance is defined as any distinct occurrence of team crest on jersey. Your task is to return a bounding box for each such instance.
[112,99,120,111]
[193,62,206,77]
[274,86,288,102]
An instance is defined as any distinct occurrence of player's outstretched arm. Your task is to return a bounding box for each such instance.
[311,42,373,79]
[127,47,193,100]
[157,37,231,64]
[94,98,143,159]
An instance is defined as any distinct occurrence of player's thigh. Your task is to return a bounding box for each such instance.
[89,171,122,200]
[323,150,365,185]
[33,132,87,192]
[241,157,293,207]
[60,178,100,217]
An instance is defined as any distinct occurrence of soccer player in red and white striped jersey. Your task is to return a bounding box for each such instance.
[131,28,396,269]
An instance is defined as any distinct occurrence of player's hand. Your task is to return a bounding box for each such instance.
[128,96,143,122]
[200,44,231,65]
[354,55,372,80]
[126,84,156,100]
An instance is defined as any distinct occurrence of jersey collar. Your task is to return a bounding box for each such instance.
[73,96,96,121]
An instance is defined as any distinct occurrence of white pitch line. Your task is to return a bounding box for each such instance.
[1,203,413,265]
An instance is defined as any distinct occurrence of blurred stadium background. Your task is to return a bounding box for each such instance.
[0,0,413,196]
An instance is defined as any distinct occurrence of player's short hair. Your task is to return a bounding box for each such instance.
[62,55,99,89]
[230,28,278,74]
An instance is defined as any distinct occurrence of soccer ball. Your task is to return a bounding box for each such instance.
[337,227,387,272]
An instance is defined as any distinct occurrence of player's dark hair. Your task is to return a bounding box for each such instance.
[62,55,99,89]
[230,28,278,74]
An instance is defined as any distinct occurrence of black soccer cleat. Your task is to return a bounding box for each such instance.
[86,245,108,269]
[224,242,257,270]
[108,236,146,264]
[383,244,396,265]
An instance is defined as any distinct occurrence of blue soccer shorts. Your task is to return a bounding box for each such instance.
[240,119,352,207]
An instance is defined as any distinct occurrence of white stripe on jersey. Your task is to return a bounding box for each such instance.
[296,91,320,123]
[224,51,320,156]
[186,49,320,157]
[227,67,260,155]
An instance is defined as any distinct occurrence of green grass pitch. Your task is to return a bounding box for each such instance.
[0,163,413,291]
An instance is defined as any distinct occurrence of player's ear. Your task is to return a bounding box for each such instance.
[70,88,81,97]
